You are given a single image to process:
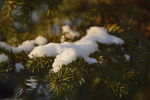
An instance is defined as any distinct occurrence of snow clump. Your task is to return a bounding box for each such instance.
[62,25,80,39]
[35,36,48,46]
[29,26,124,72]
[0,36,47,54]
[124,54,131,61]
[0,54,8,63]
[15,63,24,72]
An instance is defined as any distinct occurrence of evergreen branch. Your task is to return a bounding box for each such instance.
[45,59,86,100]
[105,24,124,33]
[0,62,13,72]
[26,57,54,73]
[104,80,129,97]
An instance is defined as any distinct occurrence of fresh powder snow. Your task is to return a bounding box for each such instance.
[35,36,48,46]
[0,54,8,63]
[62,25,80,39]
[0,36,47,54]
[15,63,24,72]
[29,26,124,72]
[124,54,131,61]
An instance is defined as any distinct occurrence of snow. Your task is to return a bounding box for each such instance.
[0,36,47,54]
[62,25,80,39]
[0,54,8,63]
[124,54,131,61]
[12,40,35,53]
[29,26,124,72]
[35,36,48,46]
[0,42,12,51]
[15,63,24,72]
[60,36,66,42]
[79,26,124,45]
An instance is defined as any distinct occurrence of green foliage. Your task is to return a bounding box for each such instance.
[0,62,12,72]
[46,60,86,100]
[104,80,129,97]
[26,57,53,73]
[0,0,150,100]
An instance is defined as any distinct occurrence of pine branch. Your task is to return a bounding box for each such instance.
[0,62,13,72]
[104,80,129,97]
[45,59,86,100]
[26,57,54,73]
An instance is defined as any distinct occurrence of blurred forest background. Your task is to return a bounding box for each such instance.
[0,0,150,100]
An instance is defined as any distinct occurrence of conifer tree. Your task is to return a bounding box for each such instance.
[0,0,150,100]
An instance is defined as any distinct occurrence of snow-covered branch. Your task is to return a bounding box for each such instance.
[29,26,124,72]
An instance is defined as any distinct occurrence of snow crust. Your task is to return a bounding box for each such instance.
[0,54,8,63]
[0,36,47,54]
[29,26,124,72]
[62,25,80,39]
